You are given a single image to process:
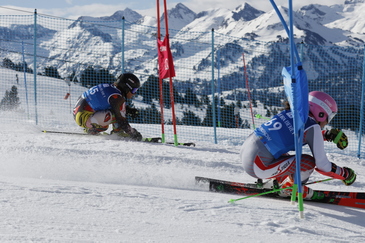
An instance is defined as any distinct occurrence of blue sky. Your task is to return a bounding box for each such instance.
[0,0,344,19]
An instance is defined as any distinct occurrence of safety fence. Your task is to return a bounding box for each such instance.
[0,11,364,157]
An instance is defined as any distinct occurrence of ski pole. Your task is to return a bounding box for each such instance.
[255,114,270,120]
[228,177,334,203]
[228,186,293,203]
[42,130,89,135]
[43,130,195,146]
[305,178,334,185]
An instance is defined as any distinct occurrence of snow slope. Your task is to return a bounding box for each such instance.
[1,51,365,242]
[1,120,365,242]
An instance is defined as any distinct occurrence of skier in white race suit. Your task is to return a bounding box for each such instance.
[240,91,356,199]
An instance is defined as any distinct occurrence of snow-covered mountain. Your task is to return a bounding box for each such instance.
[232,3,265,22]
[1,1,365,93]
[75,8,143,23]
[41,0,365,47]
[160,3,197,31]
[175,2,355,46]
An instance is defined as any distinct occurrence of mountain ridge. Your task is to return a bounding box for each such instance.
[1,1,364,94]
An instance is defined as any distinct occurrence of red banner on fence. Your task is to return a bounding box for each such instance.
[157,35,175,79]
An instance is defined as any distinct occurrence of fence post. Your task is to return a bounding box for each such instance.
[217,48,221,127]
[211,28,217,144]
[357,45,365,158]
[22,41,30,119]
[121,16,125,73]
[33,9,38,125]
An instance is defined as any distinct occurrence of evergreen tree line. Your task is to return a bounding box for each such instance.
[2,57,360,132]
[0,56,284,129]
[3,58,33,73]
[2,58,114,85]
[134,75,252,128]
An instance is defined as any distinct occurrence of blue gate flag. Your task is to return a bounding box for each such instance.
[282,63,309,129]
[272,0,308,217]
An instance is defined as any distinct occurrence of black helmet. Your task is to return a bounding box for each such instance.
[115,73,140,95]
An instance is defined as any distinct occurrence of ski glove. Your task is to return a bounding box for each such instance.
[342,167,356,186]
[323,129,348,150]
[126,106,139,118]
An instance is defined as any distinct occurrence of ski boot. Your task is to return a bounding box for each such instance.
[277,176,324,200]
[256,178,280,190]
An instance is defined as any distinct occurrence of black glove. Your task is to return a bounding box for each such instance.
[342,167,356,186]
[324,129,348,150]
[129,128,142,141]
[126,106,139,118]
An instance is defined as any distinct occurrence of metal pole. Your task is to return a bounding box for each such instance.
[162,0,178,146]
[22,41,30,119]
[33,9,38,125]
[156,0,166,143]
[211,28,217,144]
[288,0,304,218]
[357,46,365,158]
[121,16,125,73]
[217,49,221,127]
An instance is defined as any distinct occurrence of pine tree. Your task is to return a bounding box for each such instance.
[182,110,201,126]
[139,75,159,104]
[97,69,116,84]
[44,66,62,79]
[184,88,199,107]
[200,94,210,106]
[202,104,214,126]
[140,103,161,124]
[80,66,98,87]
[0,86,20,111]
[3,58,14,69]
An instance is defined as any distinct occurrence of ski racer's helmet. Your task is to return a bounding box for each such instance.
[308,91,337,123]
[115,73,140,95]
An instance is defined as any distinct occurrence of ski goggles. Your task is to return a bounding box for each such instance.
[131,87,139,94]
[327,111,337,123]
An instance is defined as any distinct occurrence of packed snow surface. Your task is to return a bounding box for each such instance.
[1,122,365,242]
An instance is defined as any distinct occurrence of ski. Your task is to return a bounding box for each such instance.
[42,130,195,146]
[141,137,162,143]
[142,137,195,146]
[166,142,196,147]
[195,176,365,209]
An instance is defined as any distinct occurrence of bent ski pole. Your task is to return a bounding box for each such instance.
[229,177,334,203]
[228,186,293,203]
